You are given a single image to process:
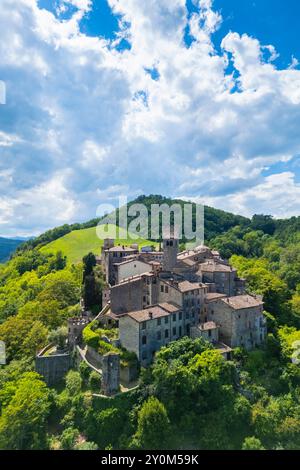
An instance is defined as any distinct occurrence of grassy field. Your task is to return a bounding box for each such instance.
[40,224,157,264]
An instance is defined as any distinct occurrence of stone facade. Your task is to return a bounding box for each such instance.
[35,344,71,386]
[197,261,244,297]
[110,272,159,314]
[210,295,267,349]
[119,303,186,366]
[68,317,89,349]
[101,353,120,396]
[162,237,179,271]
[114,259,152,284]
[190,321,219,343]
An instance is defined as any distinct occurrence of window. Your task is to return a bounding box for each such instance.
[161,285,164,293]
[143,296,146,302]
[179,326,182,336]
[157,331,161,341]
[142,335,147,345]
[165,286,169,293]
[186,312,190,319]
[165,329,169,338]
[179,312,182,320]
[208,330,212,338]
[157,318,161,326]
[172,313,176,322]
[142,321,146,330]
[173,327,176,336]
[165,316,168,324]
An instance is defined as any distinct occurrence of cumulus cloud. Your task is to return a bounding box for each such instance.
[0,0,299,235]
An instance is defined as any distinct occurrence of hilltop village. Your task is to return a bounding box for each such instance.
[36,236,267,396]
[98,237,267,367]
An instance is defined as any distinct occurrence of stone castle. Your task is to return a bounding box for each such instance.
[98,237,267,367]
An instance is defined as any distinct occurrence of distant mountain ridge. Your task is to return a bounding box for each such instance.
[0,237,25,263]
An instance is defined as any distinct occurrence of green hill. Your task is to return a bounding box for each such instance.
[40,224,157,264]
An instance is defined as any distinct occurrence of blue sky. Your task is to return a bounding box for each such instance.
[0,0,300,236]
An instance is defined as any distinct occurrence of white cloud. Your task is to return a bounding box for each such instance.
[0,0,299,236]
[187,172,300,219]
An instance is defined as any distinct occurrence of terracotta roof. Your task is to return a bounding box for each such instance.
[181,258,198,267]
[205,292,227,302]
[159,302,181,312]
[198,321,218,331]
[114,258,150,267]
[126,303,180,323]
[107,246,138,252]
[199,262,236,273]
[221,295,263,310]
[177,281,203,293]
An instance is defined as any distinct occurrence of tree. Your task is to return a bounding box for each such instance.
[135,397,170,450]
[242,436,265,450]
[0,317,48,360]
[83,253,97,278]
[60,427,80,450]
[65,370,82,396]
[251,215,276,235]
[49,326,68,350]
[0,372,50,449]
[89,371,101,391]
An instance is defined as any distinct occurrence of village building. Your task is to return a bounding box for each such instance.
[119,303,183,366]
[209,295,267,350]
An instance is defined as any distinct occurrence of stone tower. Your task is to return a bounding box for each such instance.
[101,353,120,396]
[163,237,179,272]
[68,317,89,350]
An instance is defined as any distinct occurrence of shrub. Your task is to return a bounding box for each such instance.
[82,323,99,349]
[89,371,101,391]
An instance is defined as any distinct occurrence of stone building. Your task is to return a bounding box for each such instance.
[119,303,183,366]
[197,261,245,297]
[110,272,159,315]
[190,321,219,343]
[159,279,207,334]
[210,295,267,350]
[102,241,139,285]
[113,258,152,284]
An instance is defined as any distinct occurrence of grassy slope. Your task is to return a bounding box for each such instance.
[40,224,157,264]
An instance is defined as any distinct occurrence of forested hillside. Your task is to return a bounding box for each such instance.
[0,197,300,450]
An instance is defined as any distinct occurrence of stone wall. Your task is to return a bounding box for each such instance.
[35,344,71,386]
[111,278,143,314]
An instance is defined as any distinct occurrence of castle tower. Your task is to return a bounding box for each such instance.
[163,237,179,272]
[101,353,120,396]
[68,317,89,349]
